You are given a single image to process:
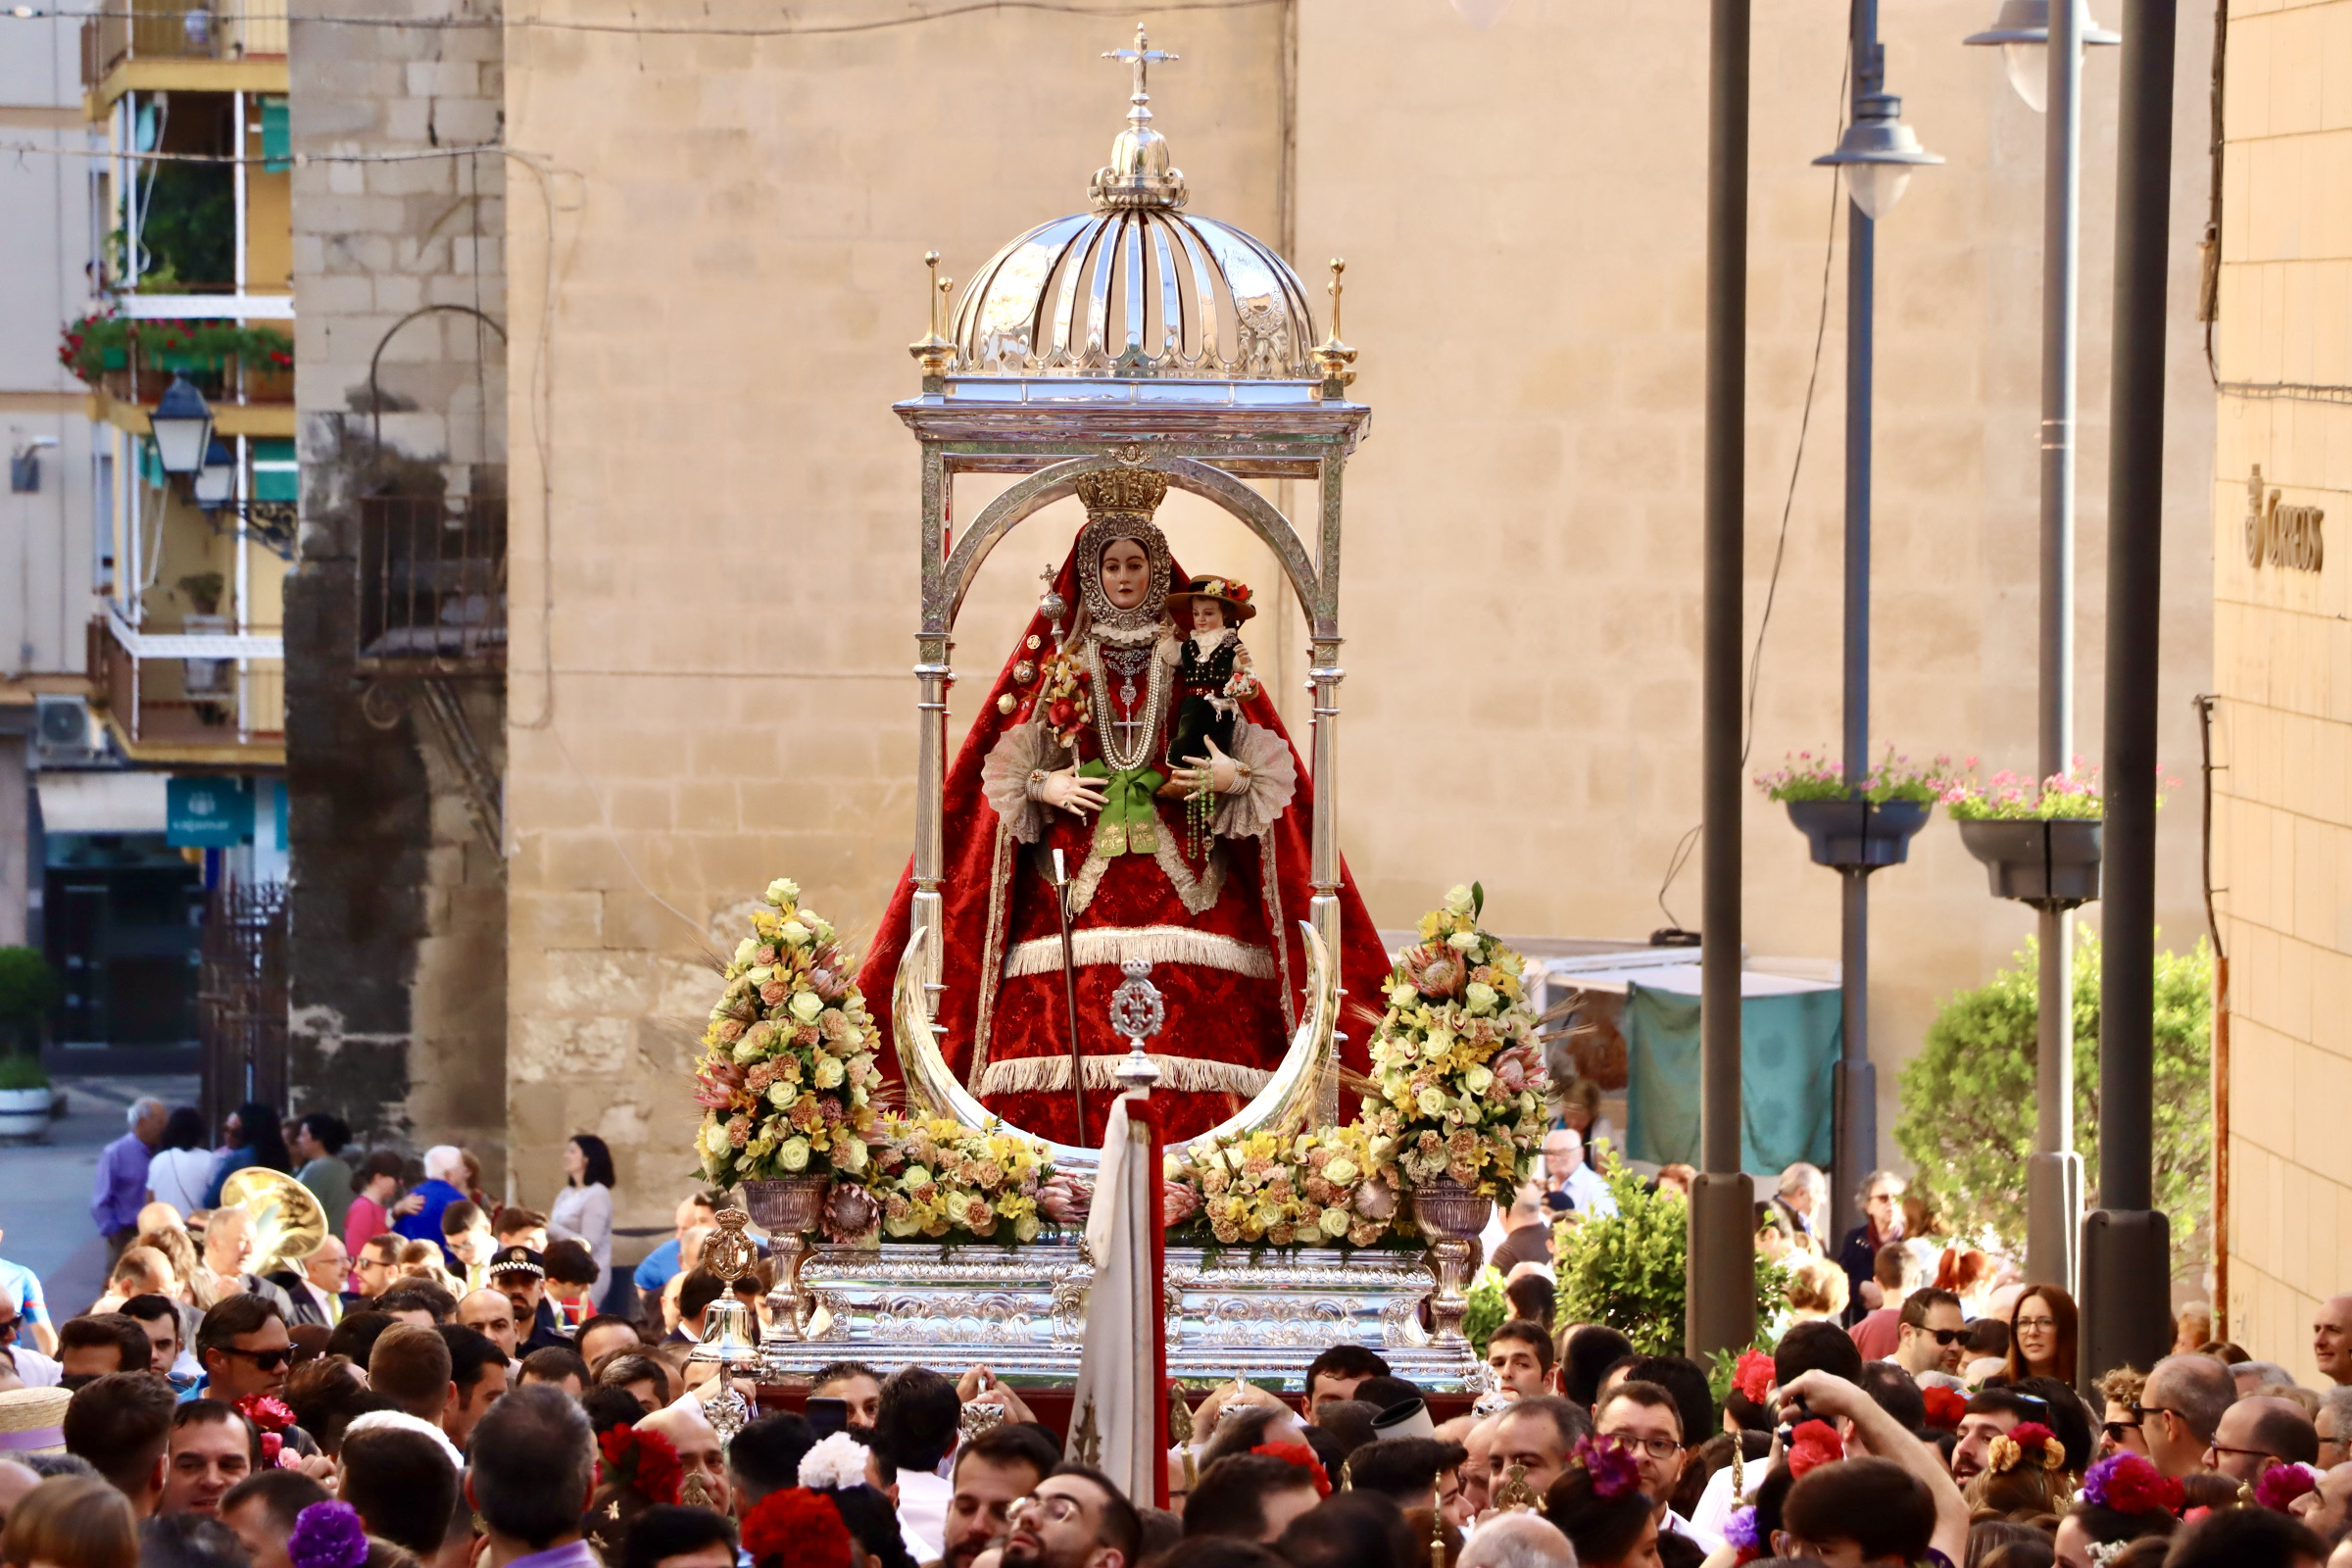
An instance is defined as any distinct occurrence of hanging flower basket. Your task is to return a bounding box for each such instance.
[1957,818,2103,910]
[1784,797,1933,870]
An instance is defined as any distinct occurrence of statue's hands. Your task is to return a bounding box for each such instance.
[1171,736,1241,797]
[1037,766,1105,818]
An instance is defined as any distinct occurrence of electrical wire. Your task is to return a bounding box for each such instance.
[1656,44,1849,936]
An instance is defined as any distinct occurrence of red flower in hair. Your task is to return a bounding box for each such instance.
[2083,1452,2183,1516]
[1786,1420,1844,1480]
[2255,1464,2318,1513]
[1251,1442,1331,1497]
[740,1488,854,1568]
[599,1424,684,1506]
[1920,1386,1967,1432]
[1732,1349,1775,1406]
[2007,1421,2057,1454]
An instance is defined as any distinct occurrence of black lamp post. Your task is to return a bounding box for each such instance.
[148,374,215,479]
[1809,0,1940,1253]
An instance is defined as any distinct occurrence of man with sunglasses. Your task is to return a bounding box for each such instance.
[190,1294,293,1404]
[1891,1288,1968,1379]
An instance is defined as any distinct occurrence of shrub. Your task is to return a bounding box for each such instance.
[1552,1155,1788,1356]
[1893,933,2211,1270]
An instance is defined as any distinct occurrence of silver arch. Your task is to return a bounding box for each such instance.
[931,455,1325,638]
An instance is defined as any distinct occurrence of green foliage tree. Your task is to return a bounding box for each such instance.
[1553,1156,1789,1355]
[0,949,60,1055]
[1893,933,2211,1271]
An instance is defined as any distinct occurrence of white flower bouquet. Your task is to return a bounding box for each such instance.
[690,879,884,1186]
[1363,883,1548,1203]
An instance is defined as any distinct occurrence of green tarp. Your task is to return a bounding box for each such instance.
[1621,982,1839,1175]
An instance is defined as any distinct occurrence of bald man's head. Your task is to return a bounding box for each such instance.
[638,1403,730,1513]
[1457,1510,1575,1568]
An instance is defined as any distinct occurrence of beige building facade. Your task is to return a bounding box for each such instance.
[2209,0,2352,1383]
[492,1,2222,1229]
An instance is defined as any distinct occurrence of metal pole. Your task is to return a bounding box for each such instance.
[1690,0,1757,1362]
[2081,0,2176,1391]
[1831,0,1880,1255]
[2028,0,2087,1298]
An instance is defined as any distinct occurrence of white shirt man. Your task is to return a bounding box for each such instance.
[1543,1128,1615,1218]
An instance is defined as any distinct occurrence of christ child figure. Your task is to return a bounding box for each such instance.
[1161,575,1261,781]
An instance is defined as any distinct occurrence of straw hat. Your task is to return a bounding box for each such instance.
[0,1387,72,1455]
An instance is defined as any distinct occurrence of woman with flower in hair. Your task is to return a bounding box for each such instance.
[2052,1453,2181,1567]
[1541,1436,1663,1568]
[1963,1420,2074,1524]
[734,1432,916,1568]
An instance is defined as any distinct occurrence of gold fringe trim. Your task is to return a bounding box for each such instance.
[1001,925,1276,982]
[975,1053,1273,1099]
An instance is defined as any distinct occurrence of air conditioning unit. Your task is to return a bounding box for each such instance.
[32,695,101,767]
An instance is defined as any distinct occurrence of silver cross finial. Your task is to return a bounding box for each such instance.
[1105,24,1178,110]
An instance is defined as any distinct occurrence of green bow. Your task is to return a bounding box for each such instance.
[1079,759,1166,856]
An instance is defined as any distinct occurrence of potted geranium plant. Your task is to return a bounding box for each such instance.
[1755,747,1955,869]
[1941,761,2118,910]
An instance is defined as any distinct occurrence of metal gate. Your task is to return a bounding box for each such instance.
[198,881,289,1128]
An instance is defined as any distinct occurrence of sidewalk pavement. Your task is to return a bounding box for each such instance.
[0,1075,200,1321]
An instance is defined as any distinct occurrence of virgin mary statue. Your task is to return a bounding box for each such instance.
[858,467,1395,1146]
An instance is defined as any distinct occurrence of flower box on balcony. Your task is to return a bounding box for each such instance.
[1785,797,1934,870]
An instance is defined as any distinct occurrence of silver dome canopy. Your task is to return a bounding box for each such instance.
[948,27,1319,382]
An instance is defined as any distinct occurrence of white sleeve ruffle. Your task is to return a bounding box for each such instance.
[1213,717,1298,839]
[981,720,1063,843]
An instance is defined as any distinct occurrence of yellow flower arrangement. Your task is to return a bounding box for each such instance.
[1167,1117,1409,1250]
[1363,883,1548,1203]
[866,1113,1055,1244]
[690,878,885,1186]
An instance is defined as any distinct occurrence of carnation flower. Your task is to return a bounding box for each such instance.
[2081,1452,2182,1515]
[286,1502,369,1568]
[2255,1462,2320,1513]
[1250,1442,1331,1497]
[740,1488,852,1568]
[1731,1349,1775,1406]
[1722,1506,1761,1552]
[799,1432,871,1493]
[1786,1420,1844,1480]
[1573,1434,1642,1499]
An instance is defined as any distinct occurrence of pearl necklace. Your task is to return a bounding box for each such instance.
[1086,636,1168,772]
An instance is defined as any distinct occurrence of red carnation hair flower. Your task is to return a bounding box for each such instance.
[235,1395,297,1434]
[1732,1349,1775,1406]
[598,1424,684,1506]
[1785,1420,1844,1481]
[740,1488,854,1568]
[1251,1441,1331,1497]
[1919,1386,1967,1433]
[2255,1464,2319,1513]
[2082,1452,2183,1516]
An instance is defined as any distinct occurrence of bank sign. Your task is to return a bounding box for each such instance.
[167,776,253,848]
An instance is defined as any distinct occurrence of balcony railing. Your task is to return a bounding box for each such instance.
[81,0,288,87]
[357,495,508,672]
[90,609,285,750]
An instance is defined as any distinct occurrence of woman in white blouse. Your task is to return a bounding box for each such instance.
[546,1132,614,1307]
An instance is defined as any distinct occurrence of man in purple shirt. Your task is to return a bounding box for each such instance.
[92,1097,169,1255]
[466,1385,599,1568]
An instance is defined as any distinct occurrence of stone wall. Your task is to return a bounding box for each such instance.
[499,0,2218,1231]
[2210,0,2352,1382]
[285,0,509,1165]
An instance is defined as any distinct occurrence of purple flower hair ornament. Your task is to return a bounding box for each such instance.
[1572,1433,1643,1501]
[1723,1505,1761,1551]
[287,1502,370,1568]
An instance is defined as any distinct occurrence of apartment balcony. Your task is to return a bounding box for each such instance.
[89,608,285,763]
[81,0,288,103]
[357,495,508,673]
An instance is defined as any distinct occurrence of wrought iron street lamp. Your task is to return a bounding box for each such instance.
[148,374,214,478]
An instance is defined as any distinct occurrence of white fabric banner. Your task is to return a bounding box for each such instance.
[1068,1097,1158,1505]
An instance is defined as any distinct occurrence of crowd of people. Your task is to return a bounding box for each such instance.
[0,1096,2332,1568]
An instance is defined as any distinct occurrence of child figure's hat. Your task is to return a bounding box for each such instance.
[1166,575,1256,623]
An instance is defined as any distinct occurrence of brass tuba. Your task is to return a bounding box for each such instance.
[220,1167,327,1278]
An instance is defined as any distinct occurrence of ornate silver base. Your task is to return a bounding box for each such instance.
[760,1236,1479,1390]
